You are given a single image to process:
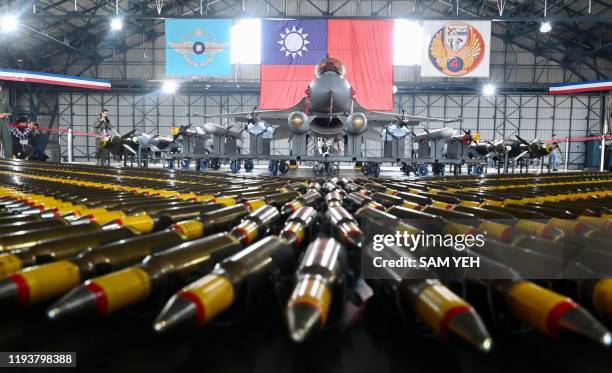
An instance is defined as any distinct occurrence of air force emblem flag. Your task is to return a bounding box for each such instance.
[421,20,491,78]
[165,19,231,77]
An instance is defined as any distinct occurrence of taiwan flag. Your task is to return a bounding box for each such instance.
[260,19,394,110]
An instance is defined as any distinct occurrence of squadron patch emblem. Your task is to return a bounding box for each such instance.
[428,22,485,76]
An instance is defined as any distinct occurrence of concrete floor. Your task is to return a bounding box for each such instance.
[77,160,566,179]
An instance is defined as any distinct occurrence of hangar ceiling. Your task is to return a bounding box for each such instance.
[0,0,609,81]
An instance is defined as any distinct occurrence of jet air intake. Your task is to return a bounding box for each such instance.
[344,113,367,135]
[288,112,311,135]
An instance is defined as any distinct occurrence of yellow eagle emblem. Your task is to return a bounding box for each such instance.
[429,22,485,76]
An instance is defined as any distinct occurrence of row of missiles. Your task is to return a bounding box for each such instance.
[0,160,610,353]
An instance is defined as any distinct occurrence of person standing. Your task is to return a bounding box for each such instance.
[10,116,34,159]
[29,122,48,161]
[549,134,561,171]
[94,109,113,166]
[0,84,12,158]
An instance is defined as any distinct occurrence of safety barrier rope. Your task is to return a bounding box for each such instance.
[548,135,612,143]
[8,123,103,138]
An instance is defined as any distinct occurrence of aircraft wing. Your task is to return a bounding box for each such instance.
[354,102,461,126]
[195,98,308,140]
[366,111,462,125]
[194,98,307,124]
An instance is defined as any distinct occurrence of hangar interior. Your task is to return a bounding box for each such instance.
[0,1,610,373]
[2,0,610,172]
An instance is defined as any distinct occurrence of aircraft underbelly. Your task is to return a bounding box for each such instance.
[309,117,344,136]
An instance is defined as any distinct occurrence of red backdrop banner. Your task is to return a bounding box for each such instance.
[327,20,394,111]
[260,19,394,110]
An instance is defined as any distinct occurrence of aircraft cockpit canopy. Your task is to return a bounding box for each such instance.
[315,57,345,76]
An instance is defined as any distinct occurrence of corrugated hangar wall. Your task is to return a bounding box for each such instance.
[58,92,601,168]
[53,14,604,167]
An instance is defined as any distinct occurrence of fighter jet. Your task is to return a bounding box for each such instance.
[198,56,460,139]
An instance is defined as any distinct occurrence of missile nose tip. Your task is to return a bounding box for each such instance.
[480,337,494,353]
[285,303,321,343]
[289,328,310,343]
[602,332,611,347]
[47,308,61,320]
[446,310,493,353]
[47,286,98,320]
[153,320,168,333]
[153,296,199,334]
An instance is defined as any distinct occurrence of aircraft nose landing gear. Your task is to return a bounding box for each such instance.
[312,161,339,176]
[362,162,380,177]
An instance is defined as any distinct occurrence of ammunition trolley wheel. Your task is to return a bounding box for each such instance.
[230,160,240,173]
[268,161,279,176]
[244,159,254,172]
[279,161,289,174]
[417,164,428,177]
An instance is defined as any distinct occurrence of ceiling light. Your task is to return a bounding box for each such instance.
[540,21,552,33]
[110,17,123,31]
[0,16,18,33]
[161,80,179,94]
[482,84,496,96]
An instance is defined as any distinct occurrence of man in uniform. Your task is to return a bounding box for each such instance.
[0,84,12,158]
[94,109,113,166]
